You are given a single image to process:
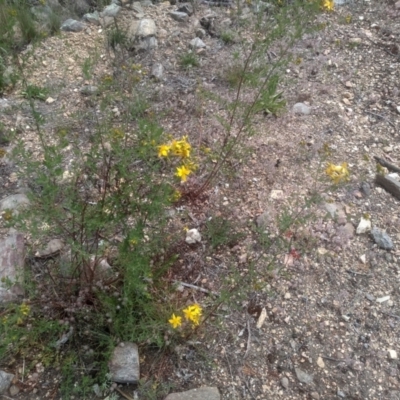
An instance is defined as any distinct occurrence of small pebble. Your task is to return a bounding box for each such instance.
[281,377,289,389]
[388,349,397,360]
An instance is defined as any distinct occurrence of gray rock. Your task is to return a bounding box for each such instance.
[310,393,320,400]
[134,36,158,52]
[170,11,189,22]
[324,202,341,218]
[130,18,157,37]
[83,11,100,25]
[131,2,144,13]
[151,63,164,80]
[177,3,194,16]
[293,102,311,115]
[109,342,140,383]
[295,367,313,384]
[141,0,153,6]
[365,293,375,302]
[165,387,220,400]
[9,385,20,396]
[196,28,206,39]
[0,193,30,212]
[0,98,11,111]
[74,0,91,15]
[361,181,371,196]
[60,19,86,32]
[371,227,394,250]
[190,37,206,49]
[35,239,64,258]
[337,390,346,398]
[0,371,14,394]
[281,377,289,389]
[111,0,121,4]
[100,4,121,18]
[80,85,99,95]
[0,231,25,303]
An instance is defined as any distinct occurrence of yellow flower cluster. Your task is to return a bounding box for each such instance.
[325,162,350,184]
[158,136,197,183]
[321,0,334,11]
[168,304,203,329]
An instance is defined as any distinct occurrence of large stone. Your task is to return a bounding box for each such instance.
[0,193,30,212]
[165,387,220,400]
[60,19,86,32]
[293,102,311,115]
[295,367,313,384]
[109,343,140,383]
[0,231,24,303]
[371,227,394,250]
[100,4,121,18]
[83,11,100,25]
[0,370,14,394]
[190,37,206,49]
[170,11,189,22]
[129,18,157,38]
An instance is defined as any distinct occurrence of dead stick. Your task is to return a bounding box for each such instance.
[346,270,372,277]
[115,387,135,400]
[173,281,219,296]
[374,156,400,174]
[244,318,252,359]
[375,174,400,200]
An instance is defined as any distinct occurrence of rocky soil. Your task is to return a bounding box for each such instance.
[1,0,400,399]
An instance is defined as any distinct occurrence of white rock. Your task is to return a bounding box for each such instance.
[388,349,397,360]
[185,228,201,244]
[317,356,325,368]
[270,189,284,200]
[359,254,367,264]
[256,307,267,329]
[376,295,390,303]
[284,292,291,299]
[356,217,371,234]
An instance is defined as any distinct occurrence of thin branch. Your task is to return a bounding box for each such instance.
[374,156,400,174]
[346,270,372,277]
[173,280,219,296]
[244,317,252,359]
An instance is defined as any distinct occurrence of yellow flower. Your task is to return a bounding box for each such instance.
[325,162,349,184]
[168,313,182,329]
[176,165,192,182]
[19,303,30,316]
[183,304,202,326]
[158,144,171,158]
[171,136,191,159]
[321,0,334,11]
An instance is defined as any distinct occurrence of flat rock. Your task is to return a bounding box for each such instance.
[165,387,220,400]
[100,4,121,17]
[295,367,313,384]
[371,227,394,250]
[0,370,14,394]
[177,3,194,16]
[83,11,100,25]
[35,239,64,258]
[0,193,30,212]
[0,231,25,303]
[356,217,371,234]
[293,102,311,115]
[130,18,157,38]
[80,85,99,95]
[170,11,189,22]
[60,19,86,32]
[190,37,206,49]
[281,377,289,389]
[109,342,140,383]
[151,63,164,80]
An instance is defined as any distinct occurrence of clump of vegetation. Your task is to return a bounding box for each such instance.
[180,52,199,69]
